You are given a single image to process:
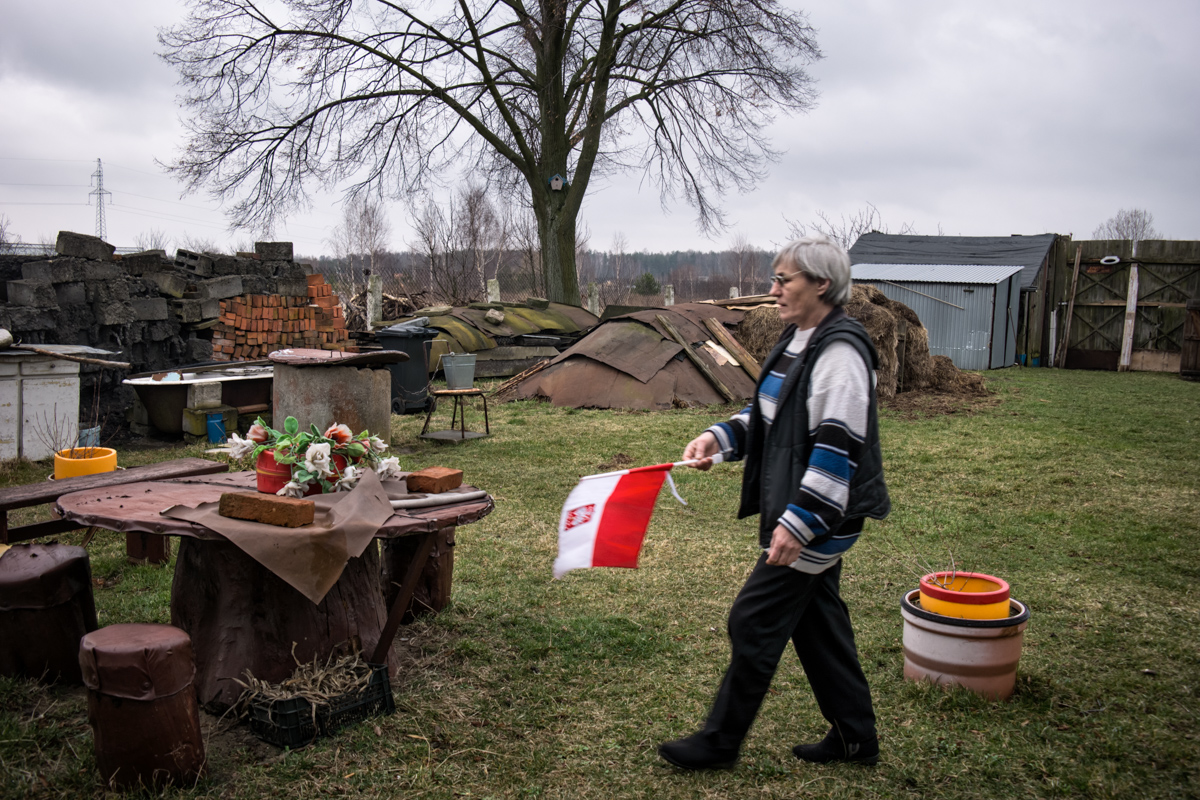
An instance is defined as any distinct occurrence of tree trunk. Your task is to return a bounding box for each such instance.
[536,200,579,306]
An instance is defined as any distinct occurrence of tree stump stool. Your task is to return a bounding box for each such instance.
[79,624,205,790]
[0,543,98,683]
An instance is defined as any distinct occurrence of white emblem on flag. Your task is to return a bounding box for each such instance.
[563,504,595,530]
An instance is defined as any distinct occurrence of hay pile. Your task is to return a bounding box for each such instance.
[730,284,983,404]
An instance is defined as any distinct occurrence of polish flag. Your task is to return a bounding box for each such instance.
[554,462,691,579]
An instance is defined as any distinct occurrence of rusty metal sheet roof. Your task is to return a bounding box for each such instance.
[550,319,681,383]
[544,302,599,331]
[452,307,542,338]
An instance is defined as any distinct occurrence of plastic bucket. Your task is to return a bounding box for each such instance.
[53,448,118,480]
[919,572,1011,620]
[441,354,477,390]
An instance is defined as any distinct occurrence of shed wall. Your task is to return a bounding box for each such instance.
[855,280,1003,370]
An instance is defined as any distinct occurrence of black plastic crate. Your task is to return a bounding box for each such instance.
[246,662,395,749]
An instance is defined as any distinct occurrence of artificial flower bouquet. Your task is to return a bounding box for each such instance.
[228,416,403,496]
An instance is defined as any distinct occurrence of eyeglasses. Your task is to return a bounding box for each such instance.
[769,270,806,286]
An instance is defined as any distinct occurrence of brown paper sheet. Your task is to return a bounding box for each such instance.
[161,469,396,605]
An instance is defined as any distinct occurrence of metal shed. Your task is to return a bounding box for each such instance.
[852,264,1023,370]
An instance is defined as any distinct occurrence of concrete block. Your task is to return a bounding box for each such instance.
[80,262,123,282]
[175,249,214,276]
[122,250,168,275]
[55,231,114,261]
[242,276,273,295]
[197,275,243,300]
[219,492,315,527]
[186,381,223,409]
[131,297,169,321]
[145,271,189,298]
[7,280,58,307]
[255,241,293,261]
[171,300,204,323]
[272,261,308,279]
[22,260,83,283]
[181,404,237,437]
[95,301,135,326]
[126,395,151,426]
[54,282,87,306]
[147,320,176,342]
[406,467,464,494]
[275,278,308,298]
[185,338,213,362]
[85,280,129,304]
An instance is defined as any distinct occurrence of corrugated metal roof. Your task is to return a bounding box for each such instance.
[848,232,1057,289]
[852,263,1024,285]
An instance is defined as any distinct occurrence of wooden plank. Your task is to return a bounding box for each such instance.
[1118,264,1140,372]
[0,458,228,513]
[655,314,736,403]
[1056,245,1084,367]
[702,318,761,381]
[2,518,86,545]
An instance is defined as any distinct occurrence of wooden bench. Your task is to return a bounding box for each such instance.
[0,459,229,551]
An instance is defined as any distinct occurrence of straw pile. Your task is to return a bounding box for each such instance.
[233,649,375,724]
[928,355,989,395]
[845,285,899,400]
[736,306,786,363]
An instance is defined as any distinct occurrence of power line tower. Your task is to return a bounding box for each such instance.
[89,158,112,241]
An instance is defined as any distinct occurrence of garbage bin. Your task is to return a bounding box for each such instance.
[377,321,439,414]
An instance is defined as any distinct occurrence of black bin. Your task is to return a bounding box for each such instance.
[377,323,439,413]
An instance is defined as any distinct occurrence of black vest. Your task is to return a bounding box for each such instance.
[737,308,891,547]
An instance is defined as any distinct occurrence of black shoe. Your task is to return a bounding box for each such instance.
[658,732,738,770]
[792,729,879,765]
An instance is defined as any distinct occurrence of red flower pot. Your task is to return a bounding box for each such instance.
[255,450,348,496]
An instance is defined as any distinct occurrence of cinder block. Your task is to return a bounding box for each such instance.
[181,404,237,437]
[197,275,243,300]
[175,249,214,276]
[171,300,204,323]
[145,271,188,298]
[185,338,213,362]
[131,297,169,321]
[186,381,223,409]
[55,231,114,261]
[406,467,464,494]
[219,492,315,527]
[255,241,293,261]
[126,395,151,426]
[274,278,308,297]
[7,280,58,307]
[80,262,123,282]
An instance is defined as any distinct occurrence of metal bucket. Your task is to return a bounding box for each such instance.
[441,354,477,390]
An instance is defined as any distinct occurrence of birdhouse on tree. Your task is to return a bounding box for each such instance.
[548,174,566,191]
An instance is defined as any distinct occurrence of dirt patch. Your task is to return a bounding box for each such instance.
[597,453,634,471]
[883,387,1001,419]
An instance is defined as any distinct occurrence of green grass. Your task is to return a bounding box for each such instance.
[1,369,1198,799]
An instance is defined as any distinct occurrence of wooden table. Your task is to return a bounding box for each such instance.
[56,471,493,709]
[0,458,228,561]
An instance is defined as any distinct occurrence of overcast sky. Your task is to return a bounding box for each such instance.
[1,0,1197,257]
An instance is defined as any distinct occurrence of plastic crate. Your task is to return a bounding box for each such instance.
[246,663,395,749]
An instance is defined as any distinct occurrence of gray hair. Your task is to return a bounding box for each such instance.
[771,234,853,306]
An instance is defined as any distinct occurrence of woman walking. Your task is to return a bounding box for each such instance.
[658,234,890,770]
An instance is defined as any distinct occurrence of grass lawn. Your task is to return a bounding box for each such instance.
[1,367,1197,799]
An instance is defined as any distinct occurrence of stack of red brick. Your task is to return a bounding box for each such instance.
[210,274,350,360]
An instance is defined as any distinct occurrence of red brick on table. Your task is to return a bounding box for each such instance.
[217,493,315,527]
[406,467,464,494]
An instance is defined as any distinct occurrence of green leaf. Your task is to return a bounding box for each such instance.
[345,443,366,457]
[284,416,299,436]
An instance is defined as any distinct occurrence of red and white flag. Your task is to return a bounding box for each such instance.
[554,459,708,578]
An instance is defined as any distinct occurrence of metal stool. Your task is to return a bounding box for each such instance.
[420,388,490,441]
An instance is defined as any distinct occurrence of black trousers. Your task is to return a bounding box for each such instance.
[701,554,876,752]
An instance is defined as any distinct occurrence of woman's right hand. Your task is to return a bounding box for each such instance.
[683,432,720,471]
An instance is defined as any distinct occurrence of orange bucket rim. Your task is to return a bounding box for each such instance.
[919,571,1010,604]
[55,447,118,460]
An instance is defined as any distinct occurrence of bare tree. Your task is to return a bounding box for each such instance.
[726,233,761,296]
[1093,208,1162,245]
[327,197,393,292]
[161,0,821,307]
[410,187,507,305]
[784,202,917,250]
[0,214,20,253]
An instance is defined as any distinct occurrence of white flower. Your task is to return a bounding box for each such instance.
[304,442,333,477]
[369,436,389,454]
[376,456,402,480]
[277,480,308,498]
[335,464,362,492]
[227,432,256,460]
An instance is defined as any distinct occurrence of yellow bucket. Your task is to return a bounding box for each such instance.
[53,447,118,480]
[918,572,1011,620]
